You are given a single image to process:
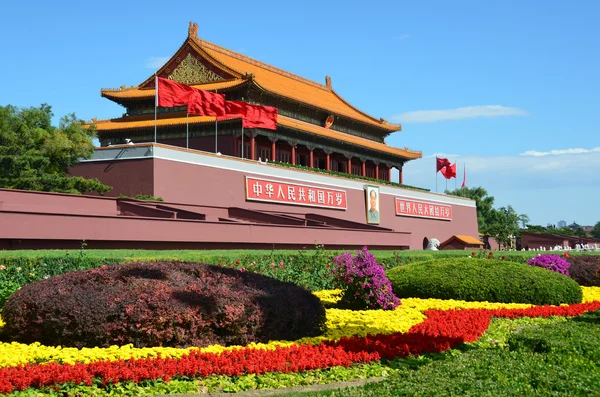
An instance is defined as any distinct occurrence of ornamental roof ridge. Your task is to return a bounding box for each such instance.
[193,37,331,92]
[329,88,402,132]
[101,85,141,93]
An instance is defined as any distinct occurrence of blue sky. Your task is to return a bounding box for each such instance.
[1,0,598,226]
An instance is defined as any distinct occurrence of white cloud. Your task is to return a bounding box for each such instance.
[520,147,600,156]
[144,56,170,69]
[395,34,410,40]
[425,152,460,159]
[391,105,529,124]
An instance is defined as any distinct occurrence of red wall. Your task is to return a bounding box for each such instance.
[70,158,154,198]
[150,158,478,250]
[66,145,479,250]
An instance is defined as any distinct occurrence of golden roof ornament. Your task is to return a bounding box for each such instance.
[188,21,198,38]
[325,75,332,90]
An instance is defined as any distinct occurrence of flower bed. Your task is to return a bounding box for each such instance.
[1,287,599,394]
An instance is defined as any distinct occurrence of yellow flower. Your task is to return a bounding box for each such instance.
[1,287,599,368]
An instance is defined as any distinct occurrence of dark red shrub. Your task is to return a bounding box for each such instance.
[568,255,600,286]
[1,262,326,348]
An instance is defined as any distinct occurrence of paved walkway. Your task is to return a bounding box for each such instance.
[153,377,384,396]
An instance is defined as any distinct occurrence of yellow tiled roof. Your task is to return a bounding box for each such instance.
[92,115,420,159]
[101,79,246,100]
[93,115,233,131]
[445,235,484,246]
[194,38,401,132]
[277,116,420,159]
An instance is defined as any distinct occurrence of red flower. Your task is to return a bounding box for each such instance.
[471,252,476,256]
[235,260,240,265]
[488,252,493,256]
[501,256,506,260]
[218,263,222,267]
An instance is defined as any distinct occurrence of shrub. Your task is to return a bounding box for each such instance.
[1,262,326,348]
[387,258,582,305]
[526,254,571,276]
[331,247,400,310]
[568,255,600,286]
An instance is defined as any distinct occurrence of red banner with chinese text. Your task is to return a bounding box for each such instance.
[246,177,347,210]
[395,197,452,220]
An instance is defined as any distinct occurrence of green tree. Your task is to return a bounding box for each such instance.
[592,222,600,239]
[0,104,110,194]
[487,206,529,249]
[445,186,495,234]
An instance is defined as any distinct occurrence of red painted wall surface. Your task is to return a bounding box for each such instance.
[150,159,478,250]
[65,145,479,250]
[69,158,154,198]
[0,189,409,250]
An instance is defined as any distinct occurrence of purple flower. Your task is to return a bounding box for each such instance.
[330,246,400,310]
[527,254,571,276]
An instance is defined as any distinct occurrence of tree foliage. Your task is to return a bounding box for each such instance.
[445,187,495,233]
[446,187,529,248]
[592,222,600,239]
[0,104,111,194]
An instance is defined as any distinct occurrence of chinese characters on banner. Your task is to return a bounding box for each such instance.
[395,197,452,220]
[245,177,347,210]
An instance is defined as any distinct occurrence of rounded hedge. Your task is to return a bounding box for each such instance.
[387,258,582,305]
[2,262,326,348]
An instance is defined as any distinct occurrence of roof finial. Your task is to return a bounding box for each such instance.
[325,75,332,90]
[188,21,198,38]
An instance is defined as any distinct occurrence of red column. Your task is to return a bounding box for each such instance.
[347,158,352,174]
[361,160,366,177]
[271,140,276,161]
[291,145,296,165]
[309,150,314,168]
[326,153,331,170]
[375,164,379,180]
[250,134,256,160]
[400,169,403,184]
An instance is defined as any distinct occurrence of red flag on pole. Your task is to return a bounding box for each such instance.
[436,157,451,172]
[156,77,225,116]
[440,162,457,179]
[220,100,278,130]
[461,164,467,188]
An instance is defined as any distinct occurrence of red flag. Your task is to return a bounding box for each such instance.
[157,77,197,108]
[187,89,226,116]
[220,101,278,130]
[461,164,466,188]
[156,77,225,116]
[436,157,451,172]
[244,103,277,130]
[441,162,457,179]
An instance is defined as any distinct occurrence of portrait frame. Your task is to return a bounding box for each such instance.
[365,185,380,225]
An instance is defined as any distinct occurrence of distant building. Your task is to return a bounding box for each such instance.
[568,222,581,230]
[557,220,566,228]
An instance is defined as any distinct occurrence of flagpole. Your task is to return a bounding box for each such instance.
[154,73,158,143]
[186,110,189,149]
[241,96,244,159]
[215,89,218,153]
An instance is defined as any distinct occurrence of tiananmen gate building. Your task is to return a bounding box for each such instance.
[0,22,479,250]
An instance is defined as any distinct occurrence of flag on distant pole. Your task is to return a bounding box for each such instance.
[154,73,158,143]
[461,163,467,188]
[436,157,451,172]
[440,162,457,179]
